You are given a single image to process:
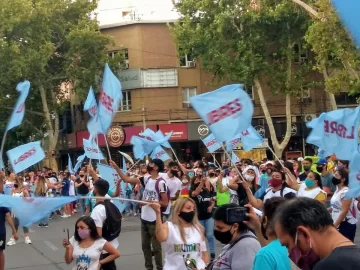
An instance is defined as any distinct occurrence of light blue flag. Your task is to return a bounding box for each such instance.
[84,86,98,118]
[98,64,123,134]
[150,146,171,162]
[306,107,360,160]
[241,126,264,151]
[0,195,76,226]
[345,150,360,199]
[190,84,254,143]
[83,138,105,160]
[7,141,45,174]
[131,136,160,159]
[74,154,86,173]
[140,128,172,149]
[331,0,360,47]
[97,163,119,186]
[87,114,103,137]
[140,128,157,139]
[226,137,241,151]
[201,133,222,153]
[231,151,240,164]
[6,81,30,131]
[122,156,127,173]
[68,154,75,174]
[3,183,12,195]
[317,148,333,159]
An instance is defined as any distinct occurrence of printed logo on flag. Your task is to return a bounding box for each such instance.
[324,120,354,139]
[100,88,114,113]
[206,98,242,126]
[14,147,37,165]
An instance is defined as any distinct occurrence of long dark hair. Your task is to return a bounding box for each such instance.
[74,216,100,242]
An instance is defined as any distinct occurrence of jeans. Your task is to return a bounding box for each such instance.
[339,221,357,242]
[14,217,29,234]
[141,220,163,270]
[39,215,49,225]
[77,195,87,216]
[199,218,215,254]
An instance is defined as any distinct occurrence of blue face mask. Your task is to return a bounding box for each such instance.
[305,178,315,188]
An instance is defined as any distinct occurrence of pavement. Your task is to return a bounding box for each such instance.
[3,212,360,270]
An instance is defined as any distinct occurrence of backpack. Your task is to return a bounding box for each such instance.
[154,177,170,213]
[94,200,122,241]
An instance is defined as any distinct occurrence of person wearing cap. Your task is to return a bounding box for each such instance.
[110,159,169,270]
[317,158,336,207]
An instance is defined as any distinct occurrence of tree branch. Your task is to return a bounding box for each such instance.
[3,106,44,117]
[24,119,44,136]
[291,0,319,17]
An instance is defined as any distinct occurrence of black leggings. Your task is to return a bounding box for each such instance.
[338,221,356,242]
[100,253,117,270]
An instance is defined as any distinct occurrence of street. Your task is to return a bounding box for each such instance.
[4,212,360,270]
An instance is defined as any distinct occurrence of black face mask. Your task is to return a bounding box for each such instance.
[316,166,324,173]
[209,173,215,177]
[170,170,178,176]
[261,170,266,174]
[48,173,52,176]
[178,211,195,223]
[79,175,85,178]
[214,227,234,245]
[147,165,154,173]
[14,184,19,189]
[332,177,342,186]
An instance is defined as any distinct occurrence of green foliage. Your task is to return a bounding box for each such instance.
[171,0,315,96]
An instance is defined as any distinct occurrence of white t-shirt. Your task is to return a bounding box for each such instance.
[261,187,297,203]
[163,222,207,270]
[162,173,182,215]
[330,187,357,225]
[69,180,76,196]
[91,204,119,252]
[69,236,106,270]
[141,176,167,222]
[297,183,326,199]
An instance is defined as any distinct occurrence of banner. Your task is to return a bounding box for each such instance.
[83,138,105,160]
[6,81,30,131]
[84,86,98,118]
[7,141,45,173]
[190,84,253,143]
[201,133,222,153]
[74,154,86,173]
[68,154,75,174]
[306,107,360,160]
[240,126,264,152]
[131,132,172,160]
[150,146,171,162]
[98,64,123,134]
[231,151,240,164]
[140,128,172,148]
[331,0,360,47]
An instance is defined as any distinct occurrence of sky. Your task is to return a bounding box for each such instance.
[97,0,179,25]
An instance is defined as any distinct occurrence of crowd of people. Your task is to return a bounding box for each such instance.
[0,155,359,270]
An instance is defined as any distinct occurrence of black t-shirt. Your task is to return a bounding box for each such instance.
[190,183,216,220]
[0,207,9,235]
[75,177,89,194]
[236,183,250,207]
[314,246,360,270]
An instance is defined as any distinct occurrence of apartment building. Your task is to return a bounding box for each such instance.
[57,19,358,166]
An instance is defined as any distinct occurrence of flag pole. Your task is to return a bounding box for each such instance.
[211,153,221,168]
[170,146,186,174]
[220,144,246,182]
[78,195,149,205]
[0,131,8,172]
[103,134,112,161]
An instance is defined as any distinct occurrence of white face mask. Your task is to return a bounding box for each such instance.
[245,174,255,182]
[182,179,188,184]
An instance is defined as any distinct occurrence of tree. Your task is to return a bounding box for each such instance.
[292,0,360,109]
[171,0,315,157]
[0,0,123,171]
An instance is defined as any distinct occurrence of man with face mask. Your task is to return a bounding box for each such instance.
[275,197,360,270]
[110,159,169,270]
[209,204,261,270]
[298,158,313,184]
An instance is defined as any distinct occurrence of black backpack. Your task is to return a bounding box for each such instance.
[94,200,122,241]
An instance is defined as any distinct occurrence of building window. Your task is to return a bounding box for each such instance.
[294,44,309,64]
[141,68,178,88]
[182,87,196,108]
[244,85,254,100]
[335,92,359,107]
[180,53,196,68]
[108,49,129,69]
[118,91,131,111]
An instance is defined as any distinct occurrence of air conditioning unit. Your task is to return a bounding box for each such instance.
[187,61,196,68]
[291,116,297,123]
[304,114,316,123]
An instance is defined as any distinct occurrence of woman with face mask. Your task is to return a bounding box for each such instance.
[180,175,191,198]
[63,216,120,270]
[7,177,32,246]
[208,204,261,270]
[329,169,357,242]
[244,198,294,270]
[149,198,209,270]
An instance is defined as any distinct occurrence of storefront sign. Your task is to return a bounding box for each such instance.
[159,123,188,141]
[187,122,210,140]
[118,69,141,90]
[107,126,125,148]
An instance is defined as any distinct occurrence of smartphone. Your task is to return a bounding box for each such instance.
[226,207,250,223]
[63,229,69,243]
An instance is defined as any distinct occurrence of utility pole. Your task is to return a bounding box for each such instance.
[142,103,149,164]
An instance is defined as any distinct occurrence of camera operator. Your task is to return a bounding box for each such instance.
[208,204,260,270]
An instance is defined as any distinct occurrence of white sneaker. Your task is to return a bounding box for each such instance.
[7,238,16,246]
[61,214,70,218]
[24,236,32,244]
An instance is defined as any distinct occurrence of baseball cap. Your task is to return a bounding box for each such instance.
[316,158,327,165]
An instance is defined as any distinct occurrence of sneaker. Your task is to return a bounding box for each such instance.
[24,236,32,244]
[38,224,43,227]
[74,209,77,213]
[71,210,75,215]
[134,213,137,217]
[7,238,16,246]
[61,214,69,218]
[56,210,62,215]
[210,253,216,262]
[44,224,49,228]
[49,214,53,220]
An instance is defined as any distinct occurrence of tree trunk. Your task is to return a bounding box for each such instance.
[254,79,292,159]
[321,66,338,110]
[39,85,59,172]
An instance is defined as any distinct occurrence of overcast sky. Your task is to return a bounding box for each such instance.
[97,0,179,25]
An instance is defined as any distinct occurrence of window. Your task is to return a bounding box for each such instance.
[118,91,131,111]
[141,69,178,88]
[182,87,196,108]
[180,54,196,67]
[108,49,129,69]
[244,85,254,100]
[335,92,359,107]
[294,44,308,64]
